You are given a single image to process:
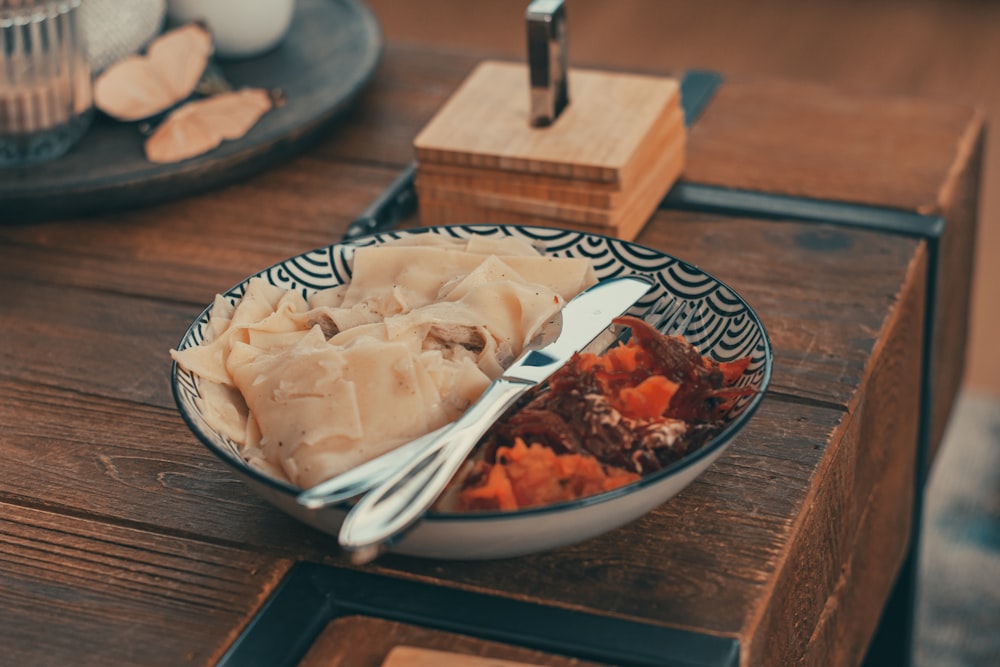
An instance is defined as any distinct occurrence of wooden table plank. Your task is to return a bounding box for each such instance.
[926,127,983,456]
[0,214,920,411]
[322,46,482,167]
[683,79,983,214]
[0,212,927,665]
[752,244,927,666]
[0,242,881,646]
[0,505,291,667]
[637,212,922,408]
[0,377,339,553]
[0,40,979,667]
[681,80,984,456]
[0,157,396,306]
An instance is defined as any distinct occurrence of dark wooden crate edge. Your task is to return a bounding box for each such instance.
[218,562,740,667]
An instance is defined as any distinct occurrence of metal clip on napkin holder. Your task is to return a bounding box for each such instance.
[410,0,687,241]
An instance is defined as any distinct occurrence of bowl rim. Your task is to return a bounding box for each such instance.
[171,223,774,522]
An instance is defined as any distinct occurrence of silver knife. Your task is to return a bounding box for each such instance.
[338,274,654,562]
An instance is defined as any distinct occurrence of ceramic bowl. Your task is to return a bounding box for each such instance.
[166,0,295,59]
[172,225,773,559]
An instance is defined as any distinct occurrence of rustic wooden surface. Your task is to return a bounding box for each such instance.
[0,37,981,667]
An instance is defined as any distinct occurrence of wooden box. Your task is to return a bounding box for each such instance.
[413,60,686,240]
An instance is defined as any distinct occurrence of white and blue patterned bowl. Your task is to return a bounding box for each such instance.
[172,225,773,559]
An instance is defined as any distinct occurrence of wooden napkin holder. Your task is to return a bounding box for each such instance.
[413,60,686,241]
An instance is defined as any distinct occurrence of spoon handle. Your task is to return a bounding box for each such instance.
[338,377,530,559]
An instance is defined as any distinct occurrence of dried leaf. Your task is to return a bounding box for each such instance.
[144,88,280,163]
[94,22,214,121]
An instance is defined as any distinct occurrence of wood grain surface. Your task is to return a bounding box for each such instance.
[413,61,680,182]
[413,61,685,239]
[0,32,982,667]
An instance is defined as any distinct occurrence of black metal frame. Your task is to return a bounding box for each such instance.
[217,562,740,667]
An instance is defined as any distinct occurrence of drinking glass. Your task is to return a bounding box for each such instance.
[1,0,93,166]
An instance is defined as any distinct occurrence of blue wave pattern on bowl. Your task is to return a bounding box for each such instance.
[171,224,773,558]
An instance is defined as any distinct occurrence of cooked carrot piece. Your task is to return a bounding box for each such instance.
[575,351,603,372]
[457,462,518,511]
[718,356,751,384]
[618,375,679,419]
[454,315,757,512]
[457,439,639,511]
[603,341,642,372]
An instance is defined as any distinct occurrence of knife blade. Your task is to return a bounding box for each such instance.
[338,274,653,562]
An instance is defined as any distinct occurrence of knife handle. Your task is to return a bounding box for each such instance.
[338,377,530,560]
[526,0,569,126]
[342,162,418,241]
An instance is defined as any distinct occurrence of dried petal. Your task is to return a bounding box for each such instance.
[94,22,214,121]
[144,88,278,164]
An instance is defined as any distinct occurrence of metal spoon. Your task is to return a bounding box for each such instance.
[295,424,452,509]
[337,276,654,563]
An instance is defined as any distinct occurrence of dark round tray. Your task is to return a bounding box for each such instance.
[0,0,382,222]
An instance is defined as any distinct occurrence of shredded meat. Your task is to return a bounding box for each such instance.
[307,313,339,339]
[452,314,757,511]
[427,323,487,355]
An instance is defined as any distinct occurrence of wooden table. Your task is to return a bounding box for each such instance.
[0,42,983,667]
